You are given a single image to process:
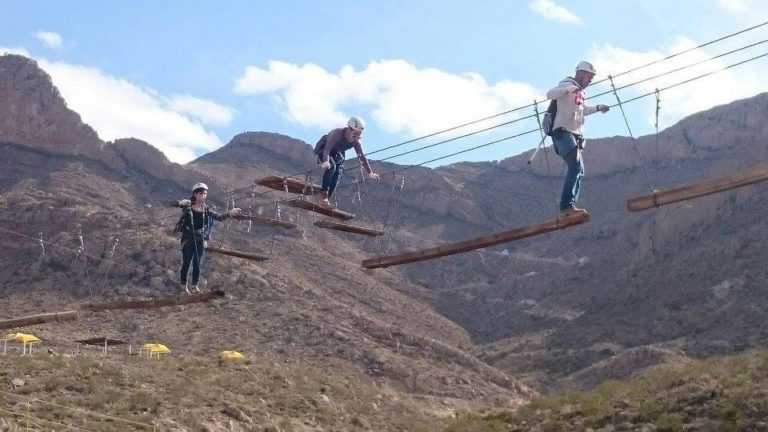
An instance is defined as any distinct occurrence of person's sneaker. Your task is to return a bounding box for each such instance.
[319,198,332,207]
[192,285,202,293]
[181,283,191,295]
[560,206,587,216]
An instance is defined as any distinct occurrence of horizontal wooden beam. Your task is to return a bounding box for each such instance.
[256,175,322,195]
[362,211,590,269]
[627,164,768,212]
[231,214,296,229]
[81,290,225,312]
[205,246,269,261]
[289,199,355,220]
[0,311,79,330]
[1,292,226,330]
[314,220,384,237]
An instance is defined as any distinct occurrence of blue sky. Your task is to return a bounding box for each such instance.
[1,1,767,167]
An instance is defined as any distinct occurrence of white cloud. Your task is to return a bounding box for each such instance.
[166,95,235,126]
[36,31,63,48]
[529,0,583,25]
[714,0,747,12]
[234,59,539,138]
[39,60,229,163]
[588,36,765,128]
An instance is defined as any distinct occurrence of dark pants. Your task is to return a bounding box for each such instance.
[180,238,205,285]
[320,153,345,197]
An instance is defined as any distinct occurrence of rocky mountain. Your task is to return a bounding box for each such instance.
[2,52,768,428]
[0,54,531,429]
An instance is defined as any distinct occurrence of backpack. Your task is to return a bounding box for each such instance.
[541,99,557,137]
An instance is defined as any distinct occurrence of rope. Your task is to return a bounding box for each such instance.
[98,237,119,297]
[355,158,384,251]
[532,100,561,220]
[608,75,657,195]
[592,19,768,87]
[384,175,406,253]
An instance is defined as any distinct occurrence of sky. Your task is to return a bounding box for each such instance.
[1,1,767,168]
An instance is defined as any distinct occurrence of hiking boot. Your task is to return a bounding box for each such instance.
[560,206,587,216]
[192,285,202,293]
[181,283,191,295]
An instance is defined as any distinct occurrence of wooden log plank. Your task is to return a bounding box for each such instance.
[361,211,590,269]
[289,199,355,220]
[256,175,322,195]
[0,311,79,330]
[627,164,768,212]
[314,220,384,237]
[205,246,269,261]
[231,214,296,229]
[81,290,225,312]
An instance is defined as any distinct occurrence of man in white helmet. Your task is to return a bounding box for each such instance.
[173,182,241,294]
[313,116,380,207]
[545,61,610,216]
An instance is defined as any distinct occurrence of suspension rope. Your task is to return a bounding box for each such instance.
[98,237,119,298]
[532,100,561,219]
[384,174,406,253]
[592,19,768,87]
[608,75,657,195]
[355,158,384,251]
[654,88,661,161]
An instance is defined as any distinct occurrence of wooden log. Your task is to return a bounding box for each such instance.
[81,290,225,312]
[627,164,768,212]
[204,246,269,261]
[0,310,79,330]
[256,175,322,195]
[289,199,355,220]
[1,292,226,330]
[314,220,384,236]
[231,214,296,229]
[362,211,590,269]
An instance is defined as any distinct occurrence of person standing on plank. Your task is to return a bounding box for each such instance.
[313,116,380,207]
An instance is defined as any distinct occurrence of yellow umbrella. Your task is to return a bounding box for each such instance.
[219,350,245,361]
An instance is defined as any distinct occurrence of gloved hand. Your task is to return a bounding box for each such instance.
[320,161,331,170]
[597,104,610,113]
[566,85,580,94]
[367,172,380,181]
[227,207,242,217]
[177,199,191,207]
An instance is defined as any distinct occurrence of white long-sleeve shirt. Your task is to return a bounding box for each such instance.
[546,77,598,135]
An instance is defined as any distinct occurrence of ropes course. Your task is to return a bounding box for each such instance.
[1,19,767,297]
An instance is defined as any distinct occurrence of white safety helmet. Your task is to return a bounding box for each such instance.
[576,61,597,75]
[192,182,209,192]
[347,116,365,132]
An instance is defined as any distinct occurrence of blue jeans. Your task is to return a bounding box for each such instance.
[552,129,585,211]
[180,238,205,285]
[320,153,345,197]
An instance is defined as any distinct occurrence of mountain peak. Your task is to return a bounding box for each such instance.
[0,54,104,158]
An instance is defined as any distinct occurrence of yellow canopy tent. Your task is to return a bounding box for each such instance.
[219,350,246,361]
[14,333,41,355]
[142,343,170,358]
